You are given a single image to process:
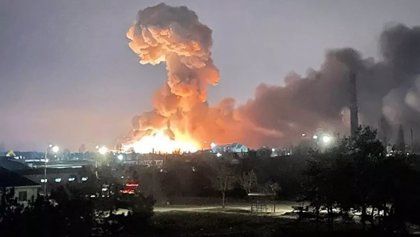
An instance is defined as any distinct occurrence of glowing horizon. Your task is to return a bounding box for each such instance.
[122,129,200,154]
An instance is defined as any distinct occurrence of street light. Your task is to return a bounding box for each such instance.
[44,144,59,196]
[98,145,109,155]
[321,134,333,145]
[51,145,59,153]
[95,145,109,179]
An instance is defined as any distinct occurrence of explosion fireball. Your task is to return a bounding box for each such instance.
[123,3,219,153]
[123,129,199,154]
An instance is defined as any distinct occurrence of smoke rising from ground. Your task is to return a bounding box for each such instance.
[126,3,420,149]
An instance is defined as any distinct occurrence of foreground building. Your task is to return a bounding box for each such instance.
[0,167,40,205]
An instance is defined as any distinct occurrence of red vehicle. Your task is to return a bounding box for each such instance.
[120,181,139,195]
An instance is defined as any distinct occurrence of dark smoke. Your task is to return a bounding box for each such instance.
[236,24,420,149]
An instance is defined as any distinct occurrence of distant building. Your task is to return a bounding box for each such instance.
[0,156,30,171]
[256,147,272,157]
[138,159,163,167]
[19,167,90,193]
[0,168,40,206]
[270,147,293,157]
[211,143,249,153]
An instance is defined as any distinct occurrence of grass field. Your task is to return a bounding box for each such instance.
[149,211,397,237]
[118,203,418,236]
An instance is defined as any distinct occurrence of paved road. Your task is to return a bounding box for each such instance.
[154,202,296,215]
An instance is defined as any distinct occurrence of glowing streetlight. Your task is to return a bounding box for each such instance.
[98,145,109,155]
[321,134,332,145]
[95,145,109,179]
[51,145,59,153]
[312,135,318,140]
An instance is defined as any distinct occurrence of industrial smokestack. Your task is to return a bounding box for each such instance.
[396,124,405,153]
[349,71,359,137]
[378,115,390,145]
[410,128,414,154]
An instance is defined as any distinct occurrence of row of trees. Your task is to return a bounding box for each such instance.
[120,152,307,206]
[302,127,420,232]
[123,158,288,207]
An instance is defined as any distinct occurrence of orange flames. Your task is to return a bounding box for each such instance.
[122,129,200,154]
[122,3,220,153]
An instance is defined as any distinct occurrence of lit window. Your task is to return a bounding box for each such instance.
[40,178,47,183]
[81,177,88,181]
[54,178,61,183]
[68,177,75,182]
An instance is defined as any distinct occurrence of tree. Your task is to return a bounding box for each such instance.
[302,126,420,233]
[212,161,237,208]
[0,187,25,236]
[101,193,155,235]
[239,170,257,194]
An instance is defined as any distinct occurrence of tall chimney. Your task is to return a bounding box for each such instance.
[349,71,359,137]
[379,116,390,145]
[396,124,405,153]
[410,128,414,154]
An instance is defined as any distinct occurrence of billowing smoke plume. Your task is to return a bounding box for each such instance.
[125,3,281,149]
[235,24,420,148]
[126,3,420,150]
[126,3,220,144]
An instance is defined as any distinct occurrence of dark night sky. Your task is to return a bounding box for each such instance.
[1,0,420,151]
